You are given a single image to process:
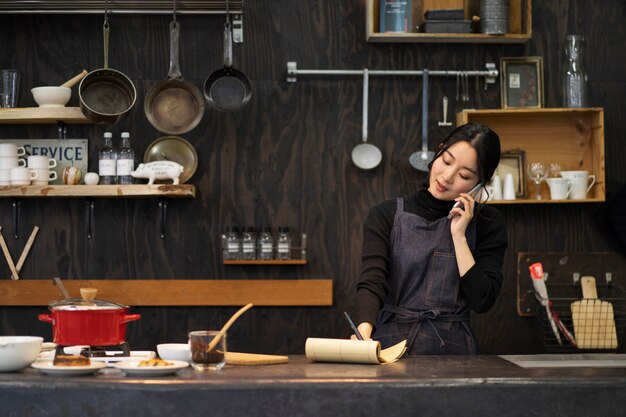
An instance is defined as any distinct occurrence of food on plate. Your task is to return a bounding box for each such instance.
[53,354,91,366]
[138,358,173,367]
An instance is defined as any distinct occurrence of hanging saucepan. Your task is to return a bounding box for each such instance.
[203,0,252,112]
[351,69,382,170]
[144,2,204,134]
[79,12,137,126]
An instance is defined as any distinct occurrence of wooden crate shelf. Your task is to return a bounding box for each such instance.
[0,279,333,306]
[367,0,532,43]
[457,108,605,203]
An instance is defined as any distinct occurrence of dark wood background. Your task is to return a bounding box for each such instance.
[1,1,625,355]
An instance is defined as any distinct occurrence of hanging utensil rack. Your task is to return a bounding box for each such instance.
[0,1,243,14]
[0,1,245,41]
[286,61,498,89]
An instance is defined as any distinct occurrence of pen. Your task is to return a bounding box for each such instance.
[344,311,364,340]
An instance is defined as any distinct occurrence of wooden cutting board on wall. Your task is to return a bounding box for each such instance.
[571,276,618,349]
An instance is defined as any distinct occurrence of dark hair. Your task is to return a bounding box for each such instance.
[428,123,501,187]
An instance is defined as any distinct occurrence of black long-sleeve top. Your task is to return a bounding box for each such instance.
[355,189,508,326]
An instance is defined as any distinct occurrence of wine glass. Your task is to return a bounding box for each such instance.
[548,162,561,178]
[527,162,548,200]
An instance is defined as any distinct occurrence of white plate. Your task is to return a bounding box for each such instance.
[31,361,107,376]
[37,349,156,365]
[113,360,189,376]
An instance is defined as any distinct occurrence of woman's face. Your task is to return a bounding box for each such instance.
[428,141,480,201]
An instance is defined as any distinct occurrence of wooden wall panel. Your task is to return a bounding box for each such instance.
[1,0,626,355]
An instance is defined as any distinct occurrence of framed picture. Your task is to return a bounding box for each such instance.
[496,149,526,198]
[500,57,544,109]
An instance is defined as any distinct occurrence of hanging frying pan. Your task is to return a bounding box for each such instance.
[144,1,204,134]
[78,8,136,126]
[203,0,252,112]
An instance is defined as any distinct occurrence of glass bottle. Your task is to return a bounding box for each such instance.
[562,35,588,108]
[98,132,116,184]
[241,226,256,260]
[276,226,292,260]
[257,226,274,260]
[116,131,135,184]
[223,226,241,260]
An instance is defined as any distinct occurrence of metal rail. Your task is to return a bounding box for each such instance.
[286,61,499,90]
[0,0,244,14]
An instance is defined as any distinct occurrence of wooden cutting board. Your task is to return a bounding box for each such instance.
[225,352,289,365]
[571,276,618,349]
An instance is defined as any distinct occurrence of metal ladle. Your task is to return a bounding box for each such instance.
[351,69,382,170]
[410,69,434,171]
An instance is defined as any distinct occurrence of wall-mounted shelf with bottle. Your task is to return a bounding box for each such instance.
[0,184,196,198]
[222,233,308,265]
[457,107,605,204]
[0,107,89,124]
[367,0,531,44]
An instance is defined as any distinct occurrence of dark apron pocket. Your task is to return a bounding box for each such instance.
[372,322,409,350]
[413,323,475,355]
[424,251,459,308]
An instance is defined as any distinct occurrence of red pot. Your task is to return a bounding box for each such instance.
[38,296,141,346]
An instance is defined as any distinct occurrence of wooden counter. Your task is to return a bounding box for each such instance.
[1,356,625,416]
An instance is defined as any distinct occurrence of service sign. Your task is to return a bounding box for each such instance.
[0,139,88,185]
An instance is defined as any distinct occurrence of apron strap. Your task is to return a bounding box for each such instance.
[382,304,469,349]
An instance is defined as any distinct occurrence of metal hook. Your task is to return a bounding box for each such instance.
[159,198,168,239]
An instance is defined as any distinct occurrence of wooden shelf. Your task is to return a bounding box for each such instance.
[0,107,89,124]
[0,279,333,306]
[458,107,605,203]
[224,260,307,265]
[0,184,196,198]
[367,0,532,44]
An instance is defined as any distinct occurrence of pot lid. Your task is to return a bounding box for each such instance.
[143,135,198,183]
[49,288,127,310]
[49,297,127,310]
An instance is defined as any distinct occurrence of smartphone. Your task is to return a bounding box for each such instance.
[447,183,483,219]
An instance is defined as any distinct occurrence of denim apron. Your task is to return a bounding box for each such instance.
[372,197,478,354]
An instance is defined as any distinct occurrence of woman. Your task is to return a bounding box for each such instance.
[353,123,507,354]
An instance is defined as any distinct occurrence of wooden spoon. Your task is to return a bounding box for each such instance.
[60,70,88,88]
[206,303,253,352]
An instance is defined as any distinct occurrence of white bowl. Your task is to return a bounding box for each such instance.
[157,343,191,362]
[31,86,71,108]
[0,336,43,372]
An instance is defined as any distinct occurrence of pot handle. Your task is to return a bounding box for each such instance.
[122,313,141,324]
[38,313,54,324]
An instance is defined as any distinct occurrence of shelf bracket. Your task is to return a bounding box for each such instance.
[86,198,94,239]
[159,198,168,239]
[12,198,21,239]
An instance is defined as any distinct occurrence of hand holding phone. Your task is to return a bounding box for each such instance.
[447,183,482,219]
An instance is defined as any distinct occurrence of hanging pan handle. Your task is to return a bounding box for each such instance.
[103,1,110,69]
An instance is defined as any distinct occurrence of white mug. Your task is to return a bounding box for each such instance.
[0,143,26,157]
[560,171,596,199]
[28,155,57,169]
[32,169,57,185]
[0,157,26,169]
[503,173,516,200]
[0,169,11,182]
[10,167,38,183]
[546,177,574,200]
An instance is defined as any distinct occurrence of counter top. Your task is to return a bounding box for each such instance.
[2,355,626,416]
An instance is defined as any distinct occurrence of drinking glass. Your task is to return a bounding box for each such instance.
[548,162,561,178]
[527,162,548,200]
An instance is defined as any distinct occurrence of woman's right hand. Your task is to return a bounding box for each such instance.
[350,322,373,341]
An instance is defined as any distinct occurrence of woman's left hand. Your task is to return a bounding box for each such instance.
[449,192,475,236]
